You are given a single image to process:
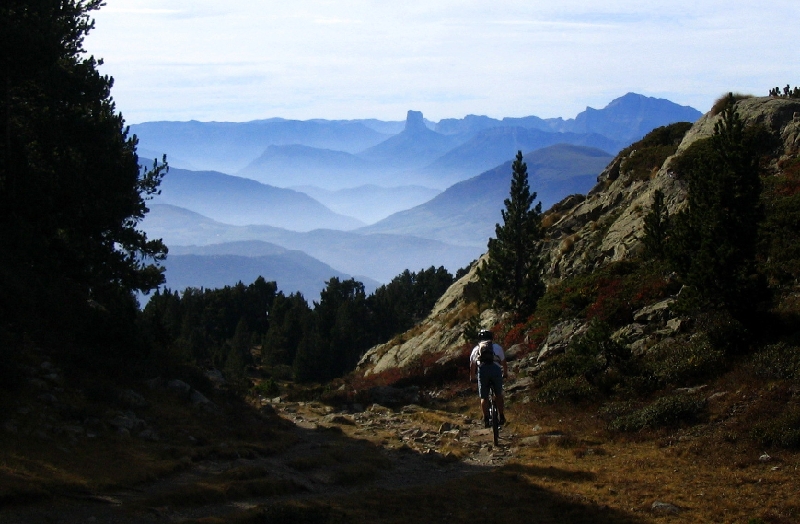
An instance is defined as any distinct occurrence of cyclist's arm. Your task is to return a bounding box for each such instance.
[501,359,508,379]
[469,360,477,382]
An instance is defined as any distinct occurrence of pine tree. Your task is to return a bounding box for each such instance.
[668,94,765,315]
[642,189,670,260]
[1,0,167,347]
[478,150,545,318]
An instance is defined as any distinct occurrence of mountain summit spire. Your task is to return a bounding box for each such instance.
[404,110,427,133]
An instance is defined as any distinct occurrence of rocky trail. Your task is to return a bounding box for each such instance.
[1,392,523,523]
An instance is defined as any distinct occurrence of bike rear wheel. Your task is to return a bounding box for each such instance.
[490,386,499,446]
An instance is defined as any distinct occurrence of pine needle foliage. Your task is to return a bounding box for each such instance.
[1,0,168,354]
[478,151,545,319]
[642,189,670,260]
[667,94,767,316]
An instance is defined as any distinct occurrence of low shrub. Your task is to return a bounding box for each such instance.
[609,393,704,432]
[534,260,677,329]
[750,406,800,448]
[750,342,800,380]
[695,310,748,355]
[709,92,753,116]
[645,336,726,386]
[615,122,693,184]
[598,400,640,421]
[535,321,631,402]
[535,376,595,404]
[253,378,280,397]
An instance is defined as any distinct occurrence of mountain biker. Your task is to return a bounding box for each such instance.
[469,329,507,428]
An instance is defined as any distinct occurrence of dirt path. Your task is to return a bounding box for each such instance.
[1,400,517,523]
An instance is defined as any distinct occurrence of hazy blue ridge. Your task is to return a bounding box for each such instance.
[356,110,463,170]
[160,250,380,302]
[547,92,702,143]
[130,119,392,173]
[358,144,614,247]
[236,144,378,189]
[152,168,364,231]
[415,126,624,188]
[142,204,482,282]
[291,184,442,224]
[132,93,700,192]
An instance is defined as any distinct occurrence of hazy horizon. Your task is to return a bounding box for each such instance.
[86,1,798,124]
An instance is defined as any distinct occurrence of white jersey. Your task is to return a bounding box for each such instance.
[469,342,505,366]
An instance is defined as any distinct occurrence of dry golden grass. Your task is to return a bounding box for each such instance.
[5,344,800,523]
[0,368,296,507]
[542,212,562,229]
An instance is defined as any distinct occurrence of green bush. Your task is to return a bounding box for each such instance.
[253,378,280,397]
[645,337,726,386]
[616,122,693,184]
[598,400,640,421]
[696,310,748,355]
[750,343,800,380]
[535,321,631,402]
[750,406,800,448]
[535,376,595,404]
[609,394,704,432]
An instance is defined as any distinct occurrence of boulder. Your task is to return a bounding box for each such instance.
[108,411,146,433]
[322,414,356,426]
[611,323,648,343]
[538,320,588,362]
[118,389,148,408]
[504,343,527,360]
[633,298,675,324]
[167,379,192,395]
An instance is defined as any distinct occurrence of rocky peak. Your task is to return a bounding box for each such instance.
[404,110,427,133]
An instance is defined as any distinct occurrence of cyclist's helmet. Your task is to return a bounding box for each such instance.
[477,329,493,341]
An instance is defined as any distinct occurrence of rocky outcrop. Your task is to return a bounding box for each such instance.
[357,255,503,376]
[356,96,800,378]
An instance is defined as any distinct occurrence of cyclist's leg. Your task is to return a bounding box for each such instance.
[477,368,491,425]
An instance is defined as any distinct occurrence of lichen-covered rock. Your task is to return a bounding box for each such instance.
[357,256,500,376]
[537,319,588,362]
[633,298,675,324]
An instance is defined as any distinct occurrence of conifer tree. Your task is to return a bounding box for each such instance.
[642,189,670,260]
[1,0,167,348]
[478,150,545,318]
[668,94,765,315]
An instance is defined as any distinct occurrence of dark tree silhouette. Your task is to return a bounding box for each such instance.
[1,0,167,349]
[643,189,670,260]
[668,94,766,315]
[478,150,545,318]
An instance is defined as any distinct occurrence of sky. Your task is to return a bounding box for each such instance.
[84,0,800,124]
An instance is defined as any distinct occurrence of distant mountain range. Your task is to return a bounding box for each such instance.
[131,119,392,174]
[292,185,441,224]
[161,241,380,301]
[136,93,701,295]
[237,144,377,189]
[134,93,701,192]
[143,205,482,283]
[152,168,364,231]
[415,126,622,189]
[359,144,614,247]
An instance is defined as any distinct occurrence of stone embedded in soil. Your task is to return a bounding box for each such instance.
[651,501,681,514]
